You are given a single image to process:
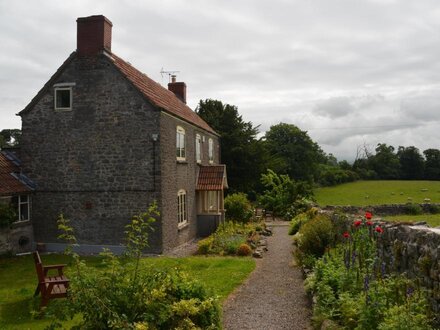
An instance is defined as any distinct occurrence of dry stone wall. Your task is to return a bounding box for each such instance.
[323,203,440,217]
[377,223,440,313]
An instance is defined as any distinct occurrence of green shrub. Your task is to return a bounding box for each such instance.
[297,215,334,258]
[258,169,314,219]
[405,203,423,215]
[428,204,440,214]
[0,203,16,229]
[288,208,318,235]
[54,202,221,329]
[225,193,254,223]
[197,237,213,254]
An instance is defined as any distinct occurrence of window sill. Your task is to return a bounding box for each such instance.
[178,223,189,231]
[11,220,31,228]
[176,160,188,164]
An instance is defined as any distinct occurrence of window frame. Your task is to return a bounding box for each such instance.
[11,195,31,222]
[195,134,202,163]
[54,83,75,111]
[177,189,188,227]
[176,126,186,161]
[208,138,214,163]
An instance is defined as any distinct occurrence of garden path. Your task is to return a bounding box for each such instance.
[222,221,311,329]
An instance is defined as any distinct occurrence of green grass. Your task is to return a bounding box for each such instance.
[0,254,255,329]
[383,214,440,227]
[314,180,440,206]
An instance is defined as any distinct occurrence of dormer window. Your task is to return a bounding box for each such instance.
[176,126,186,160]
[54,83,75,111]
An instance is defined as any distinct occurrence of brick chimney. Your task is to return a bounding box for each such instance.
[168,75,187,104]
[77,15,113,56]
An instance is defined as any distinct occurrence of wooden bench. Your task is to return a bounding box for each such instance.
[33,251,69,307]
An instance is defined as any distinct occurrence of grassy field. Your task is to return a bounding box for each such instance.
[314,180,440,206]
[383,214,440,227]
[0,254,255,329]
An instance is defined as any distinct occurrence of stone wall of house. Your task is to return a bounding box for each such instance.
[323,203,440,217]
[376,224,440,313]
[20,54,163,253]
[160,112,221,252]
[0,222,34,254]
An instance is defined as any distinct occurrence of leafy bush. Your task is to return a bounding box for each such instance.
[197,237,213,254]
[0,203,16,229]
[405,203,423,215]
[237,243,252,256]
[54,202,221,329]
[288,207,318,235]
[305,213,435,330]
[428,204,440,214]
[297,214,334,258]
[258,169,314,219]
[225,193,254,223]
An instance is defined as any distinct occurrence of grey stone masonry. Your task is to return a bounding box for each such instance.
[20,54,163,252]
[0,222,34,255]
[377,223,440,314]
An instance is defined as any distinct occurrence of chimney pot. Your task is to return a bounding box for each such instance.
[171,75,177,83]
[77,15,113,56]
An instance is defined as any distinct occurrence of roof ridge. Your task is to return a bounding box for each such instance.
[108,52,218,135]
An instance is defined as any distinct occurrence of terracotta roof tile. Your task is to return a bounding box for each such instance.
[110,54,217,135]
[0,152,33,196]
[196,165,228,191]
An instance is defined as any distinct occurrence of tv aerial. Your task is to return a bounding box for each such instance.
[160,68,180,84]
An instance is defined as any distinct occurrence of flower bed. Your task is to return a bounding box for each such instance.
[297,212,437,329]
[197,221,270,256]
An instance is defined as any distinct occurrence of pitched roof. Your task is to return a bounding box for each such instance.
[110,54,217,135]
[19,50,217,136]
[196,165,228,191]
[0,152,34,196]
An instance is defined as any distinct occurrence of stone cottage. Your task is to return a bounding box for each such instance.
[0,150,35,254]
[18,15,227,254]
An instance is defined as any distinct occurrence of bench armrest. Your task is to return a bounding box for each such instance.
[43,264,67,276]
[43,264,67,270]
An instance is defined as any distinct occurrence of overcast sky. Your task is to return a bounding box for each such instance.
[1,0,440,161]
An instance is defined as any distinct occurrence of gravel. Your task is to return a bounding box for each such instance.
[222,221,312,330]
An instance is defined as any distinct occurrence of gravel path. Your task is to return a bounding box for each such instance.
[222,221,311,330]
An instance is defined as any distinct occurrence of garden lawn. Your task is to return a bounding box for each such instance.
[314,180,440,206]
[0,254,255,330]
[383,214,440,227]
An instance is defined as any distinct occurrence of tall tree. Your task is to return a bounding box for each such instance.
[196,99,265,195]
[423,148,440,180]
[0,129,21,148]
[397,146,425,180]
[263,123,325,182]
[370,143,400,179]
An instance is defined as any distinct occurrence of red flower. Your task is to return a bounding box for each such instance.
[365,212,372,220]
[354,220,362,227]
[375,226,383,233]
[343,232,350,238]
[366,221,373,226]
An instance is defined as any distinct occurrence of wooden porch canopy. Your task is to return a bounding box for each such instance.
[196,165,227,215]
[196,165,228,191]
